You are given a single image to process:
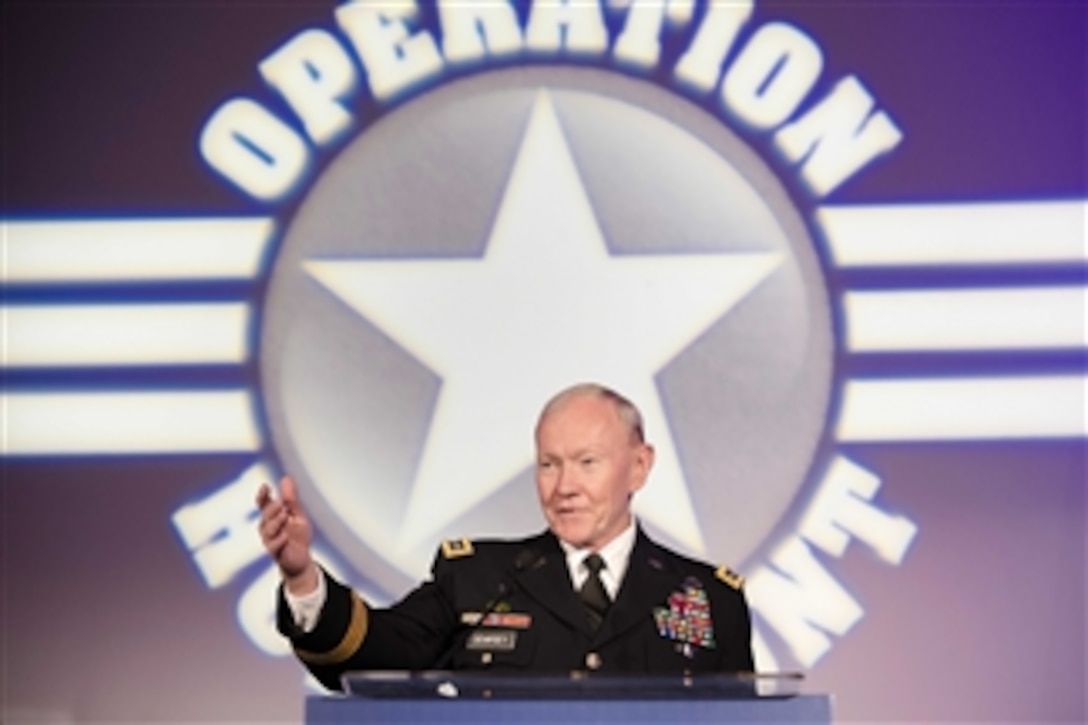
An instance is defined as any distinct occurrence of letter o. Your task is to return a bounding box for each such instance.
[199,97,310,202]
[722,23,824,130]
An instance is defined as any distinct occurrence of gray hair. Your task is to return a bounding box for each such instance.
[536,383,645,444]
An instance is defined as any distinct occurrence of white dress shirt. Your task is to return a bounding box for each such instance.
[557,517,637,600]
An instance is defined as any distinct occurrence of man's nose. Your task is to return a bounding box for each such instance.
[554,465,579,494]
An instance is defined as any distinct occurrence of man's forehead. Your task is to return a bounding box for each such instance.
[538,393,620,431]
[536,385,645,446]
[537,401,634,454]
[536,441,607,460]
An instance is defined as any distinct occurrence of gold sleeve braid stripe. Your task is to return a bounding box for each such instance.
[295,592,369,665]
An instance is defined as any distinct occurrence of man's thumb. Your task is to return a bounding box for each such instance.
[281,475,299,508]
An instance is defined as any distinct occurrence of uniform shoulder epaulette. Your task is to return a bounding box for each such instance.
[441,537,475,559]
[715,564,745,591]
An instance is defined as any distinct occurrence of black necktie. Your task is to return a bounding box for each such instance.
[579,553,610,632]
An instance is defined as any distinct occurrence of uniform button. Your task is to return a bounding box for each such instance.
[585,652,602,670]
[481,652,493,665]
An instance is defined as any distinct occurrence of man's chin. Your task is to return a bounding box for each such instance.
[557,531,602,550]
[549,518,590,546]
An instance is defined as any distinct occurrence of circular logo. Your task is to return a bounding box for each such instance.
[259,66,833,596]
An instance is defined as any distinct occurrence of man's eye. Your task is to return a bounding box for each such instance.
[580,458,596,466]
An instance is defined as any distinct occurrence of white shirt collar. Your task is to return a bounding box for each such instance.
[558,517,638,599]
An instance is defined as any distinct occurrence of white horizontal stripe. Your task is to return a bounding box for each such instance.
[836,376,1087,441]
[844,287,1086,351]
[3,303,252,367]
[1,390,262,454]
[2,218,275,282]
[818,200,1087,267]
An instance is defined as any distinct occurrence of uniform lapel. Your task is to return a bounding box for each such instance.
[592,529,676,646]
[512,531,593,635]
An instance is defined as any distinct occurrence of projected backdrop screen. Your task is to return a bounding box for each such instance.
[3,2,1084,723]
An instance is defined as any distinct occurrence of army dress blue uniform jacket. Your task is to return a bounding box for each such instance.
[277,528,754,691]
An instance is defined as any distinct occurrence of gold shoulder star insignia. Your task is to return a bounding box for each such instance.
[441,538,475,559]
[715,565,745,591]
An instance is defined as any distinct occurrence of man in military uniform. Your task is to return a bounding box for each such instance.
[257,383,754,690]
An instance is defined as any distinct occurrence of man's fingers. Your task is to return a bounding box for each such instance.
[265,530,289,557]
[260,502,282,531]
[255,483,273,509]
[260,505,288,542]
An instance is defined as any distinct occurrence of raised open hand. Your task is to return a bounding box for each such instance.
[256,476,318,595]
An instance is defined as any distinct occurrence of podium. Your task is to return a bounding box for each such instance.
[305,672,833,723]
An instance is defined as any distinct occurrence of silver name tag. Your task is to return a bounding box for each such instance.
[466,630,518,651]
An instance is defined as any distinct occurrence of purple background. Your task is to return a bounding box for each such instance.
[3,2,1085,722]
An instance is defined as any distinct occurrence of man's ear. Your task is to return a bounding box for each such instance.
[630,443,655,493]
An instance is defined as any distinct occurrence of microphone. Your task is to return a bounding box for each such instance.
[431,548,545,671]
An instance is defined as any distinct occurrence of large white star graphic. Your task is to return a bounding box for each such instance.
[305,90,782,559]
